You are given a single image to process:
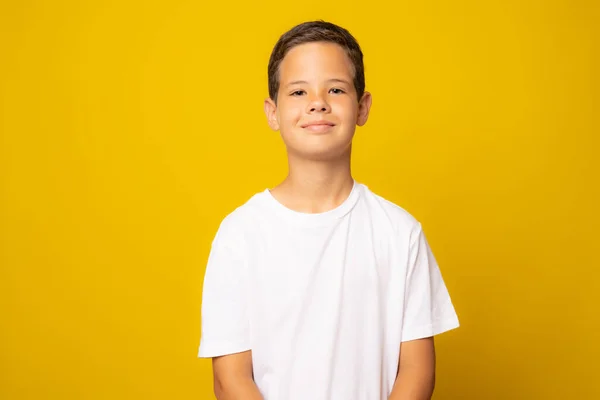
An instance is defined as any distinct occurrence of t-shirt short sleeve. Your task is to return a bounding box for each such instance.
[401,223,460,342]
[198,219,251,358]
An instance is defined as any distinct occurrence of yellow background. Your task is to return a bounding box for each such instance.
[1,0,598,399]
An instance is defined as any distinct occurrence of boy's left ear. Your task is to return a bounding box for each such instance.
[356,91,372,127]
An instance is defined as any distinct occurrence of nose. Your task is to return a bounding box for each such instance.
[306,93,331,114]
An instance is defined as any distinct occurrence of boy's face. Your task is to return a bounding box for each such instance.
[264,42,371,161]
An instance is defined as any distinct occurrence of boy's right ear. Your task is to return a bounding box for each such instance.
[264,98,280,131]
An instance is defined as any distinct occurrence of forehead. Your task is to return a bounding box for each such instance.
[279,42,354,83]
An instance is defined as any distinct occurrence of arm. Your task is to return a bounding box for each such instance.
[212,350,263,400]
[388,337,436,400]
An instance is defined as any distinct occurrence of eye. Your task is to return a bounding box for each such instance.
[329,88,345,94]
[290,90,306,96]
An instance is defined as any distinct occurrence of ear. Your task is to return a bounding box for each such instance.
[264,98,280,131]
[356,91,372,127]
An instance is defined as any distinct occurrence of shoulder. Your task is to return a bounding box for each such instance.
[211,190,271,248]
[358,183,422,240]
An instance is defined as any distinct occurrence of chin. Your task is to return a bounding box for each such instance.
[288,142,352,162]
[281,129,354,161]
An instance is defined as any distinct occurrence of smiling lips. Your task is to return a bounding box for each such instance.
[301,120,336,133]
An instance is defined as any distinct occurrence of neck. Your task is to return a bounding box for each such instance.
[271,149,355,214]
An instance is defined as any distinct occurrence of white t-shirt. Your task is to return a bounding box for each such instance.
[198,181,459,400]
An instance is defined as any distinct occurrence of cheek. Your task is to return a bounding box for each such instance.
[333,99,358,122]
[279,103,303,126]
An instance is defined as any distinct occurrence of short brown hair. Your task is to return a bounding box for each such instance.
[267,20,365,103]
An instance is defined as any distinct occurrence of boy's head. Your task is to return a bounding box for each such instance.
[264,21,372,161]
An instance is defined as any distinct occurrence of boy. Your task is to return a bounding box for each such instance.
[198,20,459,400]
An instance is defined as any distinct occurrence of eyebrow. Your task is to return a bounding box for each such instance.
[285,78,351,88]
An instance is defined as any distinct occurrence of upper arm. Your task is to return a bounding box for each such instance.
[198,218,251,358]
[212,350,264,400]
[390,337,436,400]
[213,350,254,389]
[401,223,459,342]
[199,219,259,398]
[398,337,435,373]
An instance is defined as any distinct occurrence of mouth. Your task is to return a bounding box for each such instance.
[301,121,336,133]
